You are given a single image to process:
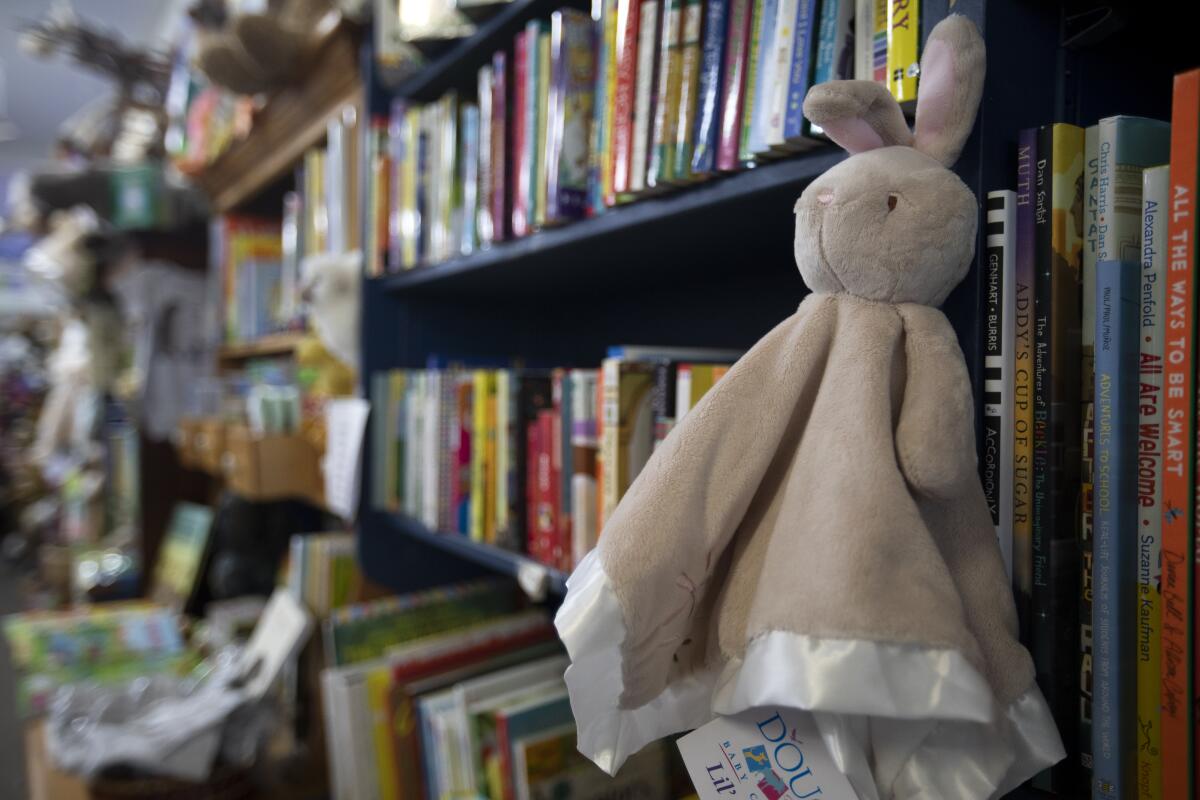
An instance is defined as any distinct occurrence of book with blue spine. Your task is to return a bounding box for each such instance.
[690,0,729,176]
[812,0,854,86]
[780,0,818,143]
[744,0,779,155]
[1092,258,1140,799]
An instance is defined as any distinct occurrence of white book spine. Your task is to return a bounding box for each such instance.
[631,0,659,192]
[853,0,872,80]
[423,370,441,528]
[764,0,800,148]
[675,364,693,422]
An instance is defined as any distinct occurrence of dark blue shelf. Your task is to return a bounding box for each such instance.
[381,512,570,596]
[376,148,844,297]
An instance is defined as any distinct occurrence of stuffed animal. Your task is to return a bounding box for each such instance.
[299,249,360,374]
[553,16,1063,800]
[189,0,336,97]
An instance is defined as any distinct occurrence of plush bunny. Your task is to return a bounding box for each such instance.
[553,16,1064,800]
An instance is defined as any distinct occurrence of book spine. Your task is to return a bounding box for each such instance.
[716,0,754,171]
[998,189,1017,584]
[631,0,661,193]
[743,0,778,157]
[534,30,551,229]
[600,358,620,530]
[459,106,478,255]
[884,0,919,102]
[601,0,621,207]
[1098,116,1171,264]
[1092,258,1140,800]
[588,0,611,214]
[736,0,766,162]
[560,11,597,219]
[673,0,705,178]
[494,371,512,545]
[476,66,494,248]
[555,370,574,571]
[650,0,685,185]
[870,0,887,83]
[570,369,600,566]
[1162,68,1198,800]
[1014,128,1037,640]
[781,0,817,143]
[612,0,643,195]
[853,0,872,80]
[984,191,1013,579]
[1080,123,1099,779]
[812,0,844,85]
[1137,164,1169,800]
[512,33,529,237]
[1032,122,1086,793]
[545,13,567,223]
[491,51,508,242]
[762,0,796,149]
[690,0,729,176]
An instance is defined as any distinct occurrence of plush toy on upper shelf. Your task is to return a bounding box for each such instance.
[553,15,1064,800]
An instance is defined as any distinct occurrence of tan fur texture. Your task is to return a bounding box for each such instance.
[594,15,1036,720]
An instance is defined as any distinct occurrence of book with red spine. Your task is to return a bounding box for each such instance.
[611,0,642,195]
[511,32,530,238]
[1163,67,1199,800]
[715,0,753,171]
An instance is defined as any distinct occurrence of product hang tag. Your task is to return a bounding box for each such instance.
[677,707,859,800]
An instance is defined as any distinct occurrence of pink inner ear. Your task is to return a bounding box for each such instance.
[820,116,886,154]
[913,38,955,149]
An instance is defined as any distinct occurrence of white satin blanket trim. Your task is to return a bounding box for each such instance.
[553,550,1065,798]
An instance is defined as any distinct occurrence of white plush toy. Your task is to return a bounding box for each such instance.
[299,249,361,373]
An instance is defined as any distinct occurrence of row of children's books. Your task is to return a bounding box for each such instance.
[981,69,1200,799]
[364,0,979,274]
[369,345,737,572]
[316,579,676,800]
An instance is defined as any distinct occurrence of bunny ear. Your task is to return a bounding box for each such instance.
[803,80,913,154]
[912,15,986,166]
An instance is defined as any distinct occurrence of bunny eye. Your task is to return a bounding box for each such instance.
[887,194,899,211]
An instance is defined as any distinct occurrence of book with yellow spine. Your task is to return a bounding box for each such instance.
[470,371,496,541]
[885,0,919,102]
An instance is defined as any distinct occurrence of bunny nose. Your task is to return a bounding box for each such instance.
[816,189,834,206]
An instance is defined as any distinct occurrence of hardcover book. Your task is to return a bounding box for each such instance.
[690,0,729,176]
[477,64,494,246]
[1030,121,1084,792]
[1137,164,1170,800]
[512,32,530,237]
[716,0,754,171]
[743,0,779,157]
[983,191,1016,580]
[673,0,705,178]
[492,50,509,241]
[611,0,643,194]
[736,0,767,163]
[649,0,686,185]
[812,0,854,86]
[1013,129,1036,638]
[1096,116,1171,264]
[780,0,819,146]
[546,9,596,222]
[884,0,919,102]
[1079,124,1098,779]
[1161,68,1198,800]
[1091,258,1140,800]
[629,0,660,193]
[534,29,552,228]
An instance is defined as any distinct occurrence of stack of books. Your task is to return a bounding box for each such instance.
[285,532,365,619]
[369,345,738,572]
[364,0,961,275]
[981,68,1199,798]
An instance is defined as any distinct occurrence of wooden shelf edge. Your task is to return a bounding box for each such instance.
[377,147,843,293]
[192,21,364,214]
[383,512,569,595]
[218,331,306,361]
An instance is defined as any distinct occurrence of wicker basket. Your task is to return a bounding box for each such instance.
[87,765,255,800]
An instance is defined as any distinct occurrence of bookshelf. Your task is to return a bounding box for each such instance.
[217,331,307,364]
[338,2,1194,797]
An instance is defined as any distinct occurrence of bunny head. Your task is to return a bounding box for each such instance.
[794,15,985,307]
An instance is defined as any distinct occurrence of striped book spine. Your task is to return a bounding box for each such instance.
[984,190,1015,578]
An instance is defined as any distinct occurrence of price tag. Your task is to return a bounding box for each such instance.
[677,707,858,799]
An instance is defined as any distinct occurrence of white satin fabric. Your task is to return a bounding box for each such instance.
[554,550,1065,799]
